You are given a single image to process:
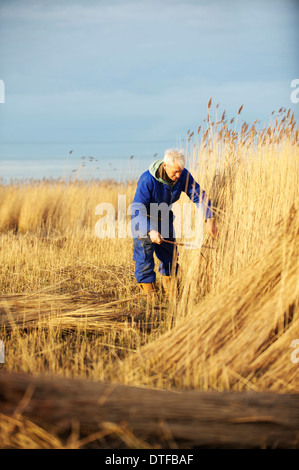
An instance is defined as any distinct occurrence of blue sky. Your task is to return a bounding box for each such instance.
[0,0,298,180]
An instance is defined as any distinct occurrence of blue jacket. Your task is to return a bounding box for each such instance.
[131,160,215,238]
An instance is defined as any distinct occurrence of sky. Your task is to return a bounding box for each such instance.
[0,0,298,181]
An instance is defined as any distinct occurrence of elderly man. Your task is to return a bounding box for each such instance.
[131,148,216,299]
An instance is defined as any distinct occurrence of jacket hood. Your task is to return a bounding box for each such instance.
[149,159,175,186]
[149,159,163,178]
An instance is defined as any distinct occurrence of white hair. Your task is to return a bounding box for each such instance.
[164,148,185,169]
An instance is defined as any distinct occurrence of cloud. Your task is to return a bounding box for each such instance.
[0,0,297,147]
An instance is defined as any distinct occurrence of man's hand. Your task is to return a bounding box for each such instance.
[148,230,163,244]
[205,218,217,239]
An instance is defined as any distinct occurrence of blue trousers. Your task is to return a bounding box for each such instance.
[133,225,178,283]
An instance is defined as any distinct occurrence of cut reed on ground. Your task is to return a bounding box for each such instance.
[0,105,298,394]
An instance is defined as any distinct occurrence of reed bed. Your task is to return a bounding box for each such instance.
[0,104,298,395]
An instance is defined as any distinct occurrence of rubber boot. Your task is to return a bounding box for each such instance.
[138,282,159,303]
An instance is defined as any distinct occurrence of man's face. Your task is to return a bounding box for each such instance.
[164,162,184,182]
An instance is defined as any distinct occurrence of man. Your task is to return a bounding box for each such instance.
[131,148,216,299]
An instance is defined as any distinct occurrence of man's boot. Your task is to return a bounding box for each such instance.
[138,282,159,303]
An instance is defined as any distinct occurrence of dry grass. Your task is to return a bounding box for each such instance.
[0,104,298,447]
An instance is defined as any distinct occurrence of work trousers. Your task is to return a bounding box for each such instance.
[133,223,178,284]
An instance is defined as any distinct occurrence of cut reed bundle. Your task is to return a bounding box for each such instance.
[1,371,298,449]
[0,290,148,331]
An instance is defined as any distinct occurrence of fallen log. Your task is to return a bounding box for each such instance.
[0,371,298,449]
